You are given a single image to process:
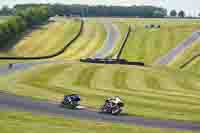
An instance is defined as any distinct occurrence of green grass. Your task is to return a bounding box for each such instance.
[0,16,11,23]
[120,18,200,64]
[54,19,106,60]
[0,18,106,65]
[10,19,80,57]
[1,18,200,126]
[106,22,129,58]
[0,110,195,133]
[0,18,81,66]
[169,38,200,67]
[2,19,106,59]
[169,37,200,75]
[1,62,200,122]
[182,58,200,75]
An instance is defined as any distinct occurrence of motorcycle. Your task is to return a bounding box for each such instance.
[100,97,124,115]
[60,94,81,109]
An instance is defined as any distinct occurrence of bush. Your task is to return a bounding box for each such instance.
[0,7,49,49]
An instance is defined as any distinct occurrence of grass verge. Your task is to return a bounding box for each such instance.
[169,38,200,74]
[0,110,195,133]
[105,22,129,58]
[12,18,80,57]
[54,19,106,60]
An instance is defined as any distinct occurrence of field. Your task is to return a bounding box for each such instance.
[0,18,106,59]
[120,18,200,64]
[1,18,200,132]
[0,16,10,23]
[54,19,106,60]
[183,58,200,74]
[105,22,129,58]
[0,111,194,133]
[169,38,200,74]
[1,62,200,122]
[1,18,81,57]
[0,18,107,66]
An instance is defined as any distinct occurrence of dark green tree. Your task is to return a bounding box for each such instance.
[0,6,49,48]
[0,6,13,15]
[153,10,166,18]
[178,10,185,18]
[170,10,177,17]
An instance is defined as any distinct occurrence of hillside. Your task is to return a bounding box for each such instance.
[54,19,106,60]
[0,18,80,57]
[121,18,200,64]
[1,62,200,122]
[0,111,192,133]
[169,38,200,73]
[1,18,200,131]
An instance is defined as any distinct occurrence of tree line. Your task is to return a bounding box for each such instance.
[0,6,49,49]
[0,4,168,49]
[3,4,167,18]
[170,10,186,18]
[0,4,167,49]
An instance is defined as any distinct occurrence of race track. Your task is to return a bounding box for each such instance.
[155,31,200,65]
[93,20,120,58]
[0,92,200,131]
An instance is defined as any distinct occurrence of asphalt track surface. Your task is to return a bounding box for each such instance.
[155,31,200,65]
[0,21,200,131]
[93,21,120,58]
[0,60,69,75]
[0,92,200,131]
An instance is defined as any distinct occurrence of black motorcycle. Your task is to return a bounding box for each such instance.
[60,94,81,109]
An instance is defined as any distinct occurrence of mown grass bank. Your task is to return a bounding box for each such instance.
[54,19,106,60]
[169,38,200,74]
[105,22,129,58]
[0,111,195,133]
[1,62,200,122]
[0,18,106,66]
[8,18,80,57]
[121,18,200,64]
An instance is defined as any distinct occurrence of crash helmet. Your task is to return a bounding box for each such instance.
[70,94,81,101]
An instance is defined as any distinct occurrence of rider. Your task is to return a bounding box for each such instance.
[64,94,81,105]
[106,96,124,108]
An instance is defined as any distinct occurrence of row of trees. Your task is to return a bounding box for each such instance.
[0,6,49,49]
[13,4,167,18]
[170,10,185,18]
[0,6,13,16]
[16,7,49,26]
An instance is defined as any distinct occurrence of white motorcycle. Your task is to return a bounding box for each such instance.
[100,96,124,115]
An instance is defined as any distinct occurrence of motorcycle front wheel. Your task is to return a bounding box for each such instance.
[111,107,122,115]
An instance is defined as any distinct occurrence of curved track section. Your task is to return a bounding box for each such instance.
[155,31,200,65]
[93,21,120,58]
[0,92,200,131]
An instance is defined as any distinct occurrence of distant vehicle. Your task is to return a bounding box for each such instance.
[155,24,161,28]
[60,94,81,109]
[100,96,124,115]
[145,24,160,29]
